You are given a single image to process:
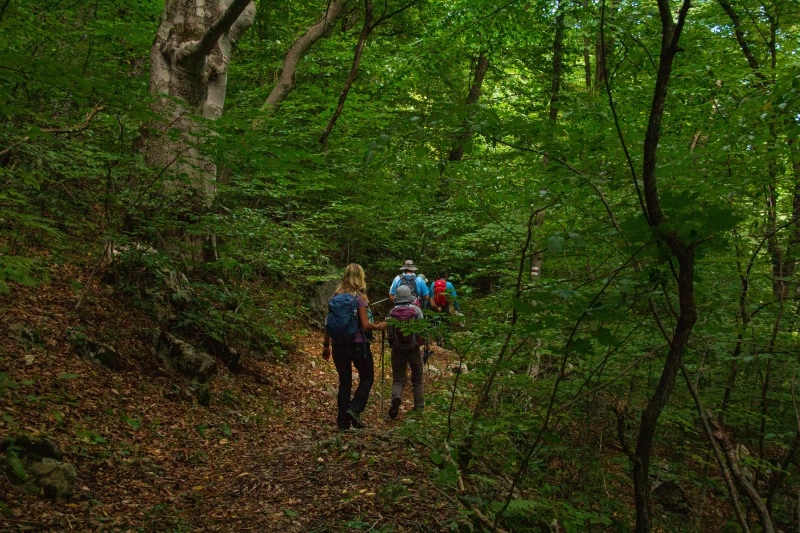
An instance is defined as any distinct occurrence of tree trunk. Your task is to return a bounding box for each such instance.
[319,0,373,145]
[789,140,800,281]
[147,0,255,260]
[261,0,349,112]
[626,0,694,530]
[543,2,565,166]
[448,51,490,162]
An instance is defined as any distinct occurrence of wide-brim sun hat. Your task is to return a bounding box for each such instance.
[399,259,418,271]
[394,285,416,304]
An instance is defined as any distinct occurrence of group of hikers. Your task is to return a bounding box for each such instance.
[321,260,460,431]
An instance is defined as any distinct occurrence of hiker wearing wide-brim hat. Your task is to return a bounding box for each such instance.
[389,259,439,311]
[398,259,418,271]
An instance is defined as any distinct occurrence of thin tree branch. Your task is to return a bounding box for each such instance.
[553,343,667,416]
[261,0,350,112]
[0,0,11,23]
[488,136,583,176]
[600,0,648,224]
[680,364,751,533]
[184,0,254,62]
[716,0,768,79]
[0,104,105,157]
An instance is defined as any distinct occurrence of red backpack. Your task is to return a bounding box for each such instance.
[433,279,448,307]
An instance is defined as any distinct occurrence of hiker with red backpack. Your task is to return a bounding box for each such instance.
[430,270,460,316]
[429,270,461,350]
[322,264,386,431]
[386,285,426,419]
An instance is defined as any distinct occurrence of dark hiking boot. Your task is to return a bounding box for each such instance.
[346,409,365,429]
[388,397,401,420]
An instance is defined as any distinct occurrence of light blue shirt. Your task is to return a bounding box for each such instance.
[389,273,430,298]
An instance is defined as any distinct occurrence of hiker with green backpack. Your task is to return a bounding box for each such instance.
[322,264,386,431]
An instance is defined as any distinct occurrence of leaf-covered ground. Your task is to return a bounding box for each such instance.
[0,267,464,532]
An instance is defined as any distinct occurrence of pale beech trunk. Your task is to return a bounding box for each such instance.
[261,0,349,112]
[147,0,255,260]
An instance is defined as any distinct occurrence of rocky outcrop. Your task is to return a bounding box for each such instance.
[1,435,63,461]
[68,330,121,370]
[154,331,217,385]
[308,267,341,328]
[451,363,469,375]
[203,334,241,372]
[1,435,76,500]
[652,480,689,514]
[28,458,77,499]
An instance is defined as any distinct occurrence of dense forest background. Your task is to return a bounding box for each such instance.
[1,0,800,531]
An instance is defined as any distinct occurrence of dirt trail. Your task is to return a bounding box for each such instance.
[0,278,461,532]
[207,331,462,532]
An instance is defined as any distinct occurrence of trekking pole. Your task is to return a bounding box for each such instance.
[380,329,386,419]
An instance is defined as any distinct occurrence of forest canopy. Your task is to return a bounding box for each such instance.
[1,0,800,531]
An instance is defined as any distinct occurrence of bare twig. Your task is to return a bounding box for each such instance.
[0,104,105,157]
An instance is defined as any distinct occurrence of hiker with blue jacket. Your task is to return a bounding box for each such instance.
[389,260,441,312]
[322,263,386,431]
[387,284,426,418]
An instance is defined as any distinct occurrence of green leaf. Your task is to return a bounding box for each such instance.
[548,236,566,253]
[122,415,141,429]
[6,449,27,483]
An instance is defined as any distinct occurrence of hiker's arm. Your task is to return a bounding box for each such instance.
[424,294,441,312]
[450,283,460,310]
[358,306,386,330]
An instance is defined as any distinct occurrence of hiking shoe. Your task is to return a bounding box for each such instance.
[346,409,365,429]
[388,397,401,420]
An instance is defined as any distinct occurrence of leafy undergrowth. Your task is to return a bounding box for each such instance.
[0,265,464,532]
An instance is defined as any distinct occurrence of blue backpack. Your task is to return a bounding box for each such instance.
[326,293,360,343]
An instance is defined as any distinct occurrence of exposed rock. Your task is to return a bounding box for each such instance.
[450,363,469,375]
[203,335,241,371]
[28,458,77,499]
[8,323,38,344]
[308,266,341,328]
[1,435,63,461]
[194,384,211,406]
[68,330,121,370]
[652,480,689,514]
[1,435,76,500]
[162,268,194,302]
[154,331,217,384]
[426,365,442,376]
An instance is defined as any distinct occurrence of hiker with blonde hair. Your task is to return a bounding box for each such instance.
[323,263,386,431]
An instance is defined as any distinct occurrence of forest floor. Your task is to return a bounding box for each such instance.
[0,264,464,532]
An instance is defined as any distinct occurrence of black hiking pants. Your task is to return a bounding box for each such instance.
[332,341,374,429]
